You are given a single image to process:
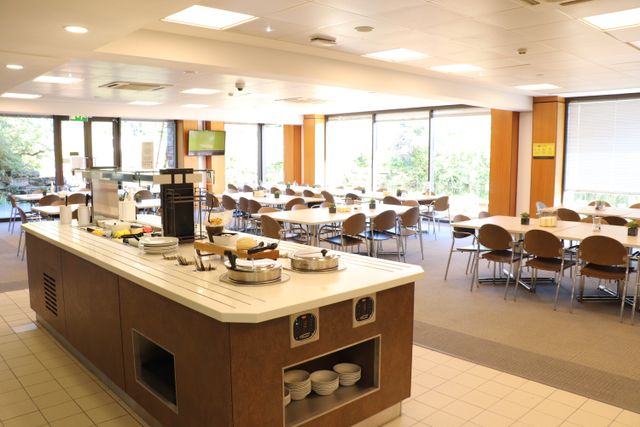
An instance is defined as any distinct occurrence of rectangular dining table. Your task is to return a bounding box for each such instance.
[220,192,325,207]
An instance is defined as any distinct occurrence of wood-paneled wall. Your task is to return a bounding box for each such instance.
[302,115,325,185]
[488,109,520,216]
[284,124,302,183]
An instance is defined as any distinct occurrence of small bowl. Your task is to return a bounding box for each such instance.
[284,369,310,385]
[283,388,291,407]
[333,363,361,375]
[206,225,224,242]
[310,370,339,384]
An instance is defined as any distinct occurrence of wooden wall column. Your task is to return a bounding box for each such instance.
[488,109,520,216]
[204,121,225,194]
[302,115,325,185]
[177,120,225,194]
[529,96,565,215]
[283,124,302,184]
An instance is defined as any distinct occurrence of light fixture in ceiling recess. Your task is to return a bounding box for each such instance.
[363,48,429,62]
[162,5,257,30]
[180,103,209,108]
[129,101,161,106]
[266,25,273,33]
[5,64,23,70]
[514,83,560,90]
[430,64,483,73]
[1,92,42,99]
[310,34,337,46]
[581,7,640,31]
[64,25,88,34]
[181,88,221,95]
[355,26,374,32]
[34,75,82,84]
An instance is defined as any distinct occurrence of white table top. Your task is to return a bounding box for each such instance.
[135,199,161,210]
[23,222,423,323]
[258,204,413,225]
[451,216,580,234]
[560,206,636,219]
[221,192,325,206]
[134,214,162,229]
[14,191,90,202]
[32,204,80,216]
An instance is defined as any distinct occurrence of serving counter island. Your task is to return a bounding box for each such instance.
[23,222,423,427]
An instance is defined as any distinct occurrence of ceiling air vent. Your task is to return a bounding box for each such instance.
[310,34,337,47]
[520,0,540,5]
[99,81,171,91]
[276,97,328,104]
[541,0,594,4]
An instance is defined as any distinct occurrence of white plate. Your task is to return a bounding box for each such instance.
[139,236,179,246]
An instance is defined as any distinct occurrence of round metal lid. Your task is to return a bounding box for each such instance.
[225,258,280,272]
[293,249,339,261]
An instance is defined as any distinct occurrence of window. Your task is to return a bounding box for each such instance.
[564,97,640,207]
[120,120,176,171]
[91,120,115,167]
[0,115,54,218]
[430,109,491,215]
[61,120,86,188]
[325,115,373,189]
[225,123,259,187]
[261,124,284,185]
[373,111,429,192]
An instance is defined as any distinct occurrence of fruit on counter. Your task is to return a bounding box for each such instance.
[236,237,258,250]
[91,229,105,237]
[113,229,131,238]
[208,217,224,226]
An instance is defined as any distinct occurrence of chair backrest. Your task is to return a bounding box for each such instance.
[284,197,304,210]
[321,191,335,204]
[291,204,309,211]
[478,211,490,219]
[372,210,397,231]
[579,235,627,266]
[303,189,315,197]
[376,187,386,192]
[242,185,254,193]
[51,200,64,206]
[260,215,282,239]
[451,214,474,239]
[402,199,419,206]
[221,194,237,210]
[602,216,627,226]
[399,206,420,228]
[206,193,219,209]
[629,203,640,209]
[238,197,249,211]
[247,199,262,214]
[382,196,401,205]
[343,213,366,236]
[8,194,17,208]
[285,188,296,196]
[433,196,449,212]
[556,207,581,222]
[38,194,61,206]
[345,192,361,202]
[523,229,562,259]
[258,207,279,214]
[15,206,28,223]
[270,186,280,194]
[227,184,238,193]
[478,224,512,251]
[588,200,611,207]
[67,193,86,205]
[134,190,153,201]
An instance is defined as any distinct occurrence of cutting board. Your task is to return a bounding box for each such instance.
[193,241,280,260]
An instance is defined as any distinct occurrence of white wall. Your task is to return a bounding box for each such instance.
[516,112,532,215]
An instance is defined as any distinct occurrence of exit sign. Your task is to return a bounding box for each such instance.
[69,115,89,122]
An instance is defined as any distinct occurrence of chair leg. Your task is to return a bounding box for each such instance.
[512,262,523,301]
[16,230,23,257]
[620,278,629,323]
[21,241,26,261]
[418,222,424,260]
[632,278,639,325]
[444,238,455,280]
[471,248,480,292]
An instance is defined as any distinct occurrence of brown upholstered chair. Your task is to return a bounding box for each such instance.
[396,206,423,261]
[284,197,304,211]
[474,224,521,293]
[323,213,367,253]
[285,188,296,196]
[303,189,315,197]
[422,196,450,238]
[602,216,628,226]
[478,211,490,219]
[445,214,478,280]
[134,190,153,201]
[38,194,61,206]
[361,210,400,260]
[345,192,362,202]
[227,183,238,193]
[557,208,581,222]
[321,191,335,204]
[67,193,86,205]
[382,195,401,205]
[260,215,284,240]
[588,200,611,207]
[629,203,640,209]
[270,186,280,194]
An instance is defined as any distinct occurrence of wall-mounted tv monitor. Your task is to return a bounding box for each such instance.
[188,130,226,156]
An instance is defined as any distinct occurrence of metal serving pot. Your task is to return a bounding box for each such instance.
[224,252,282,283]
[290,249,340,271]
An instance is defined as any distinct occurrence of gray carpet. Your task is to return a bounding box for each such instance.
[0,222,29,292]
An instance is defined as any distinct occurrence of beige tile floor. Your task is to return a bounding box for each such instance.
[1,289,639,427]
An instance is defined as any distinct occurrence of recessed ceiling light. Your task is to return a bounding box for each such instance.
[180,88,221,95]
[34,75,82,84]
[162,5,257,30]
[581,7,640,31]
[64,25,88,34]
[355,26,374,33]
[430,64,484,73]
[1,92,42,99]
[6,64,24,70]
[180,104,209,108]
[363,48,429,62]
[514,83,560,91]
[266,25,273,33]
[129,101,161,106]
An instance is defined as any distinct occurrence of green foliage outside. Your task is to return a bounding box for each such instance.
[432,150,489,200]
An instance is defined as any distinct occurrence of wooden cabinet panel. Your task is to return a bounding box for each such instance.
[61,252,124,388]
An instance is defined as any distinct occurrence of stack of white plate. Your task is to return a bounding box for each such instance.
[333,363,362,386]
[138,236,179,254]
[284,370,311,401]
[283,388,291,407]
[310,370,339,395]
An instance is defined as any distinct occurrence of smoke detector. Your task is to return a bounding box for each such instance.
[310,34,336,47]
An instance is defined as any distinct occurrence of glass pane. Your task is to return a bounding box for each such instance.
[121,120,176,171]
[0,116,55,218]
[325,117,373,190]
[225,124,259,188]
[431,111,491,216]
[61,120,86,189]
[91,121,114,167]
[261,124,284,185]
[373,119,429,192]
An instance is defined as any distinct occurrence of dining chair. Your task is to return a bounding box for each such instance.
[556,208,581,222]
[245,199,262,234]
[67,193,86,205]
[303,189,315,197]
[221,195,239,229]
[478,211,490,219]
[629,203,640,209]
[237,197,250,230]
[572,235,632,322]
[227,184,238,193]
[321,191,335,204]
[323,213,367,253]
[473,224,522,293]
[242,185,253,193]
[206,193,220,213]
[396,206,423,261]
[284,197,305,211]
[285,188,296,196]
[382,195,401,205]
[361,210,401,260]
[260,215,285,240]
[345,192,362,203]
[602,216,628,226]
[7,194,39,234]
[422,196,450,237]
[15,207,35,261]
[513,229,575,307]
[444,214,478,280]
[38,194,61,206]
[588,200,611,207]
[580,216,608,224]
[402,200,419,206]
[270,186,280,194]
[134,189,153,201]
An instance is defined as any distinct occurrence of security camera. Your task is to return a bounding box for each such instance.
[517,48,527,55]
[235,80,245,91]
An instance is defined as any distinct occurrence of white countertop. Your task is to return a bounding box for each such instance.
[23,222,423,324]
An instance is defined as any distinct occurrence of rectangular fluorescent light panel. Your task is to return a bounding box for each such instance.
[514,83,560,91]
[581,7,640,31]
[34,75,82,84]
[181,88,221,95]
[163,5,257,30]
[363,48,429,62]
[1,92,42,99]
[180,104,209,108]
[430,64,483,73]
[129,101,161,106]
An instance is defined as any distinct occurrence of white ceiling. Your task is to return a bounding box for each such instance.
[2,0,640,123]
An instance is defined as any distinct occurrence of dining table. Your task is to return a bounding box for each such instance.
[221,192,325,207]
[32,204,80,217]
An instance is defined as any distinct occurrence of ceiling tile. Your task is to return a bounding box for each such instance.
[312,0,425,16]
[315,17,409,39]
[475,7,568,30]
[425,19,507,39]
[487,41,556,57]
[265,3,362,29]
[429,0,521,18]
[229,18,309,39]
[608,26,640,43]
[513,20,598,43]
[371,3,463,30]
[197,0,311,17]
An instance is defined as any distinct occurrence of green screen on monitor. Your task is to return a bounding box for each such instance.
[188,130,226,156]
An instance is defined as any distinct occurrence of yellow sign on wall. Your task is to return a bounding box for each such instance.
[533,142,555,158]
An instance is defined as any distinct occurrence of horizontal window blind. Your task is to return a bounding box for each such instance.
[565,98,640,195]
